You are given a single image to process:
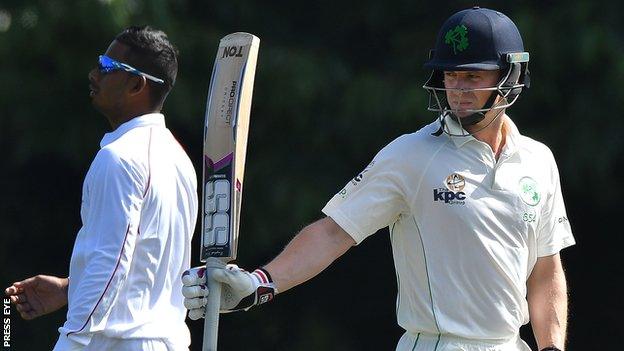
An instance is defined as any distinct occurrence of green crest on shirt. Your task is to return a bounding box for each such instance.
[518,176,541,206]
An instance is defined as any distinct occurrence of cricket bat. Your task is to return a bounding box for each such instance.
[200,32,260,351]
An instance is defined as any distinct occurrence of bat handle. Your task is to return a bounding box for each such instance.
[202,258,226,351]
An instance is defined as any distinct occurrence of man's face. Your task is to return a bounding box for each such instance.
[443,70,501,118]
[88,40,132,117]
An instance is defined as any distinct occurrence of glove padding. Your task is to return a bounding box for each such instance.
[182,264,277,319]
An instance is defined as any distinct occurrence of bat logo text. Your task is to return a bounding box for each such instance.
[225,81,237,124]
[222,46,244,58]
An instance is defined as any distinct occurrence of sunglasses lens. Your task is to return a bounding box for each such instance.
[98,55,116,73]
[95,55,163,84]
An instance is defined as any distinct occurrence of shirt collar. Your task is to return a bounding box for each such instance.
[444,116,475,148]
[444,114,520,154]
[100,113,165,149]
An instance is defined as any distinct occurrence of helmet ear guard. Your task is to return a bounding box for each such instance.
[500,52,530,101]
[502,63,522,100]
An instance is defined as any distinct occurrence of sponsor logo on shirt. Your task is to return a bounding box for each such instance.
[445,173,465,192]
[338,188,347,198]
[350,161,375,186]
[338,161,376,199]
[433,188,466,205]
[434,173,466,205]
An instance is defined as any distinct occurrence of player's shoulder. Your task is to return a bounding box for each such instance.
[95,144,123,164]
[379,120,445,155]
[515,133,563,187]
[93,146,139,177]
[96,128,152,168]
[103,124,156,154]
[516,134,556,162]
[386,120,443,146]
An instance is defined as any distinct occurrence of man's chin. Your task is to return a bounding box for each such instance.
[448,105,473,117]
[454,111,473,119]
[90,99,106,115]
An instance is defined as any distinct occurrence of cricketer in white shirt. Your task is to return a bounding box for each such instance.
[322,115,575,350]
[53,113,198,350]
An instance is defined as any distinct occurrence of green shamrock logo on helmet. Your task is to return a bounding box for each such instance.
[445,25,469,54]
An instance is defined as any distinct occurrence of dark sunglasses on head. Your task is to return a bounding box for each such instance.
[98,55,165,84]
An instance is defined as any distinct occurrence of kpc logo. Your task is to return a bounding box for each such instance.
[433,188,466,205]
[433,173,467,205]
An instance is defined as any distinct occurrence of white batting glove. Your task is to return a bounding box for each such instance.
[181,264,277,320]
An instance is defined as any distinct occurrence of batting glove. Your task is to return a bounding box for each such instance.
[181,264,277,319]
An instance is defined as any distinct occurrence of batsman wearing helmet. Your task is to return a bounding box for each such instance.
[182,7,574,351]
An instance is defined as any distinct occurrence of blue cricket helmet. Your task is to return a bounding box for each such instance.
[423,7,531,135]
[424,7,528,71]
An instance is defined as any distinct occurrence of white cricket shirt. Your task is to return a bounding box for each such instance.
[322,115,575,341]
[54,114,198,349]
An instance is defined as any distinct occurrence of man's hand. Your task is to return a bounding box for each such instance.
[181,264,276,319]
[4,275,69,320]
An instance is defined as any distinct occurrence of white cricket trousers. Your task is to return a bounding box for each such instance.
[52,334,188,351]
[396,332,532,351]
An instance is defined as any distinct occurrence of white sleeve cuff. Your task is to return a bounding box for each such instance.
[537,235,576,257]
[321,204,367,245]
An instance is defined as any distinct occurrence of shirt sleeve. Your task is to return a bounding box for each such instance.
[62,148,146,337]
[322,147,408,244]
[536,151,575,257]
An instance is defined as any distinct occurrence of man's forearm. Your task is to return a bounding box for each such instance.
[264,217,355,293]
[527,254,568,350]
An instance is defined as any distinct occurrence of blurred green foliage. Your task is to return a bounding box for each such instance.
[1,0,621,349]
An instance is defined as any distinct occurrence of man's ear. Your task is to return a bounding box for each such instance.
[127,75,147,96]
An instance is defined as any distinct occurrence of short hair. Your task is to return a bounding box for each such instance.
[115,26,179,108]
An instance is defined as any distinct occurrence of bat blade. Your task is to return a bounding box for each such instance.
[201,33,259,263]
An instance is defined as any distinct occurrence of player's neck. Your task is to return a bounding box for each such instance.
[468,111,508,160]
[107,105,160,131]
